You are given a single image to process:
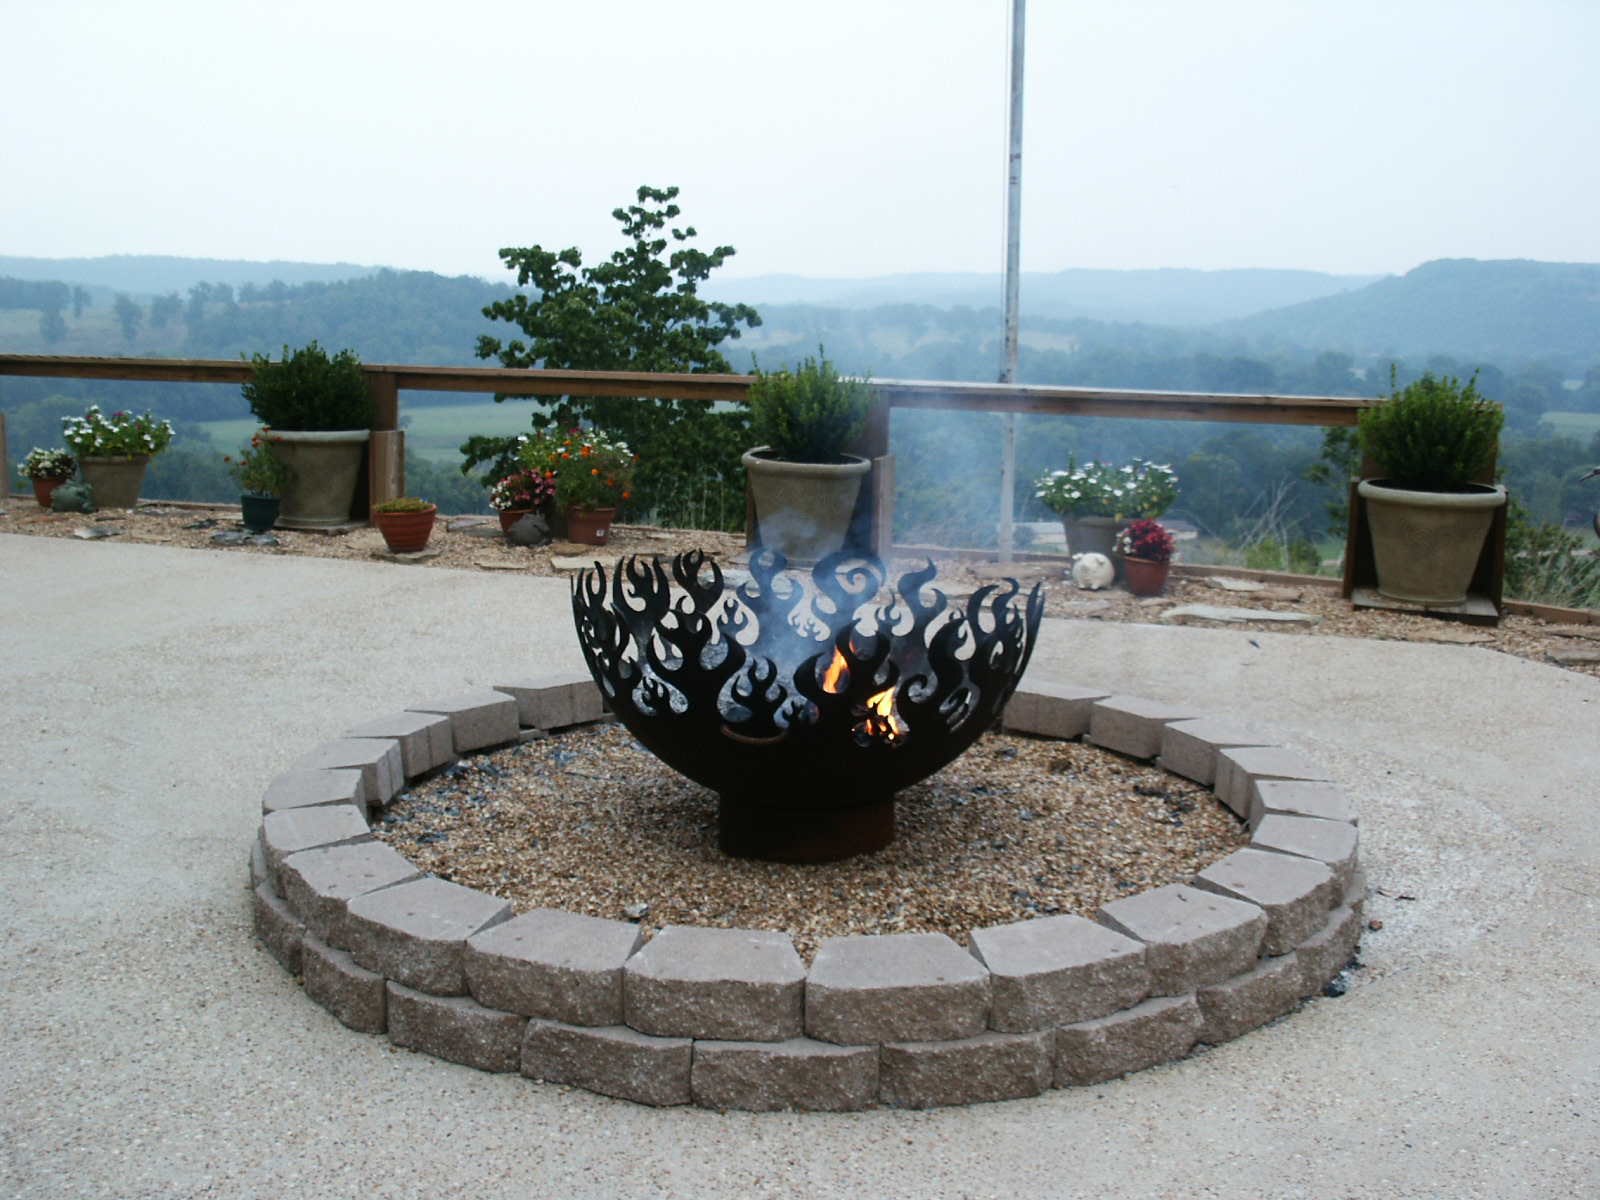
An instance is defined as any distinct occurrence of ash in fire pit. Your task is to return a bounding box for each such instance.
[572,549,1044,862]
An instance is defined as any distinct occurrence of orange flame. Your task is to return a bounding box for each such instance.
[864,686,906,743]
[822,648,848,694]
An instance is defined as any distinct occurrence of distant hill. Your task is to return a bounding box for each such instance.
[704,267,1383,326]
[1222,259,1600,370]
[0,253,382,303]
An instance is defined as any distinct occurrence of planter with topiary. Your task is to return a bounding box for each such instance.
[241,342,375,529]
[742,351,873,564]
[1356,370,1506,606]
[369,497,438,553]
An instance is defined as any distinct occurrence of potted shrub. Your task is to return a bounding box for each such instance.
[1113,518,1177,596]
[1357,371,1506,605]
[18,447,77,508]
[60,406,174,509]
[241,342,375,529]
[370,497,438,553]
[224,429,293,532]
[519,428,635,546]
[1036,457,1178,574]
[742,351,873,564]
[489,461,557,534]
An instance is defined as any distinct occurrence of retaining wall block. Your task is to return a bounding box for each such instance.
[493,672,596,730]
[1159,719,1276,787]
[1003,682,1112,741]
[522,1020,691,1107]
[1193,847,1339,957]
[302,934,387,1033]
[261,805,371,882]
[1344,869,1368,921]
[252,881,304,975]
[385,982,527,1073]
[1087,696,1202,760]
[278,841,421,952]
[1296,904,1363,997]
[345,876,512,996]
[262,767,368,815]
[1097,883,1267,996]
[406,692,519,754]
[250,835,269,891]
[569,677,607,724]
[968,913,1150,1032]
[1251,814,1360,893]
[806,932,991,1046]
[1055,994,1204,1087]
[879,1030,1053,1109]
[344,712,456,779]
[1196,952,1302,1044]
[690,1038,878,1112]
[466,908,643,1026]
[623,926,805,1042]
[291,740,404,807]
[1214,746,1332,819]
[1250,779,1357,831]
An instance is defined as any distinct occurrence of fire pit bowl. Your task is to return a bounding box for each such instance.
[572,549,1044,862]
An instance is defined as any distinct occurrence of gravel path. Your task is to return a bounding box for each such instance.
[3,532,1597,1198]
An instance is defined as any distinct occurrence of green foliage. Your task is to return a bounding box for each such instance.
[17,447,75,480]
[1358,369,1504,491]
[1503,501,1600,609]
[747,350,871,464]
[372,496,433,513]
[1302,425,1361,536]
[241,342,374,432]
[472,185,760,526]
[517,428,635,511]
[62,405,174,457]
[1035,457,1178,520]
[224,429,293,496]
[112,294,143,340]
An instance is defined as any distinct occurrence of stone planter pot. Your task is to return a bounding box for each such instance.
[372,504,437,554]
[743,447,870,565]
[32,475,70,508]
[1357,479,1507,605]
[268,430,370,529]
[1061,515,1128,560]
[78,455,150,510]
[239,494,281,533]
[565,506,617,547]
[1121,556,1171,597]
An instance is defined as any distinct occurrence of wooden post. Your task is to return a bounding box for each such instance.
[365,370,403,513]
[872,454,896,558]
[0,411,8,496]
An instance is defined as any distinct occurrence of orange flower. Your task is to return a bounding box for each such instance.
[591,467,599,476]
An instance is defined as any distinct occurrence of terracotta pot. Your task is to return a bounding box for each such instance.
[1120,555,1170,597]
[565,505,617,546]
[742,447,870,565]
[371,504,437,553]
[32,475,70,508]
[267,430,369,529]
[1357,479,1507,605]
[497,508,531,534]
[78,455,150,510]
[240,494,281,533]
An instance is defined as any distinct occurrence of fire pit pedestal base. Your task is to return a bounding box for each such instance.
[718,795,894,864]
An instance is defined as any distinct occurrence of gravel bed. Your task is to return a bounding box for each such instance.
[370,723,1247,959]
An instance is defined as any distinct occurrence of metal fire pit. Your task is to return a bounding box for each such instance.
[572,549,1044,863]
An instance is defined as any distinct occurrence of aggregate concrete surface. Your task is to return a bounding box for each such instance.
[2,533,1596,1199]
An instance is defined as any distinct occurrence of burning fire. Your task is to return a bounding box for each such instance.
[823,649,906,743]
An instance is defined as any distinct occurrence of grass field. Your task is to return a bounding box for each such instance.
[201,399,541,463]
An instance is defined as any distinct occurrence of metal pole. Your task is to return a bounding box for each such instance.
[999,0,1025,562]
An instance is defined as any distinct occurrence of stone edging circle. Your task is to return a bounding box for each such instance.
[249,672,1364,1111]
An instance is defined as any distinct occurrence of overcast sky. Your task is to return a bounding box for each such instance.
[4,0,1597,283]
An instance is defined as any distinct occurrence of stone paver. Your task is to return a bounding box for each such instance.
[260,804,371,881]
[261,767,368,814]
[1055,994,1205,1087]
[1251,814,1360,892]
[690,1038,878,1112]
[465,908,644,1025]
[291,739,405,806]
[277,841,422,951]
[1214,746,1333,818]
[302,934,387,1034]
[385,983,527,1073]
[1003,681,1112,740]
[493,671,600,730]
[968,914,1149,1032]
[1250,779,1357,830]
[343,711,456,778]
[1196,953,1303,1044]
[1295,904,1364,997]
[623,926,805,1042]
[406,691,519,754]
[522,1020,692,1107]
[252,881,304,975]
[1194,847,1339,956]
[1097,884,1267,995]
[879,1031,1053,1109]
[1159,718,1275,786]
[345,876,512,996]
[1087,695,1201,760]
[806,932,991,1046]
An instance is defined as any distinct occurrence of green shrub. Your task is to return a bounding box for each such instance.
[1358,370,1504,491]
[748,350,871,464]
[1504,502,1600,609]
[372,496,433,514]
[242,342,374,432]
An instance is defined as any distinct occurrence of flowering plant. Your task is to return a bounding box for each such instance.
[223,429,293,496]
[1114,518,1176,563]
[489,465,557,512]
[1035,456,1177,520]
[518,428,636,511]
[18,447,77,481]
[61,405,175,458]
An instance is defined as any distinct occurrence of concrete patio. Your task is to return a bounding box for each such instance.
[2,532,1596,1198]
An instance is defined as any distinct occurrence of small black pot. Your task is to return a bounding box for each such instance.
[240,493,281,533]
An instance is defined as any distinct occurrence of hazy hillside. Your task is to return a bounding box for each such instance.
[1223,259,1600,371]
[0,254,380,302]
[704,267,1382,326]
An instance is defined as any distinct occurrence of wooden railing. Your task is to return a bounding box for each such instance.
[0,354,1379,544]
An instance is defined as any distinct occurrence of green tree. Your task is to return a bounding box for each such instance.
[469,185,761,527]
[149,292,182,329]
[112,293,143,340]
[39,304,66,345]
[71,286,89,318]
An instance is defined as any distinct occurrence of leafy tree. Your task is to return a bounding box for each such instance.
[186,283,212,325]
[113,293,143,340]
[468,185,761,527]
[71,286,89,318]
[39,304,66,345]
[149,292,182,329]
